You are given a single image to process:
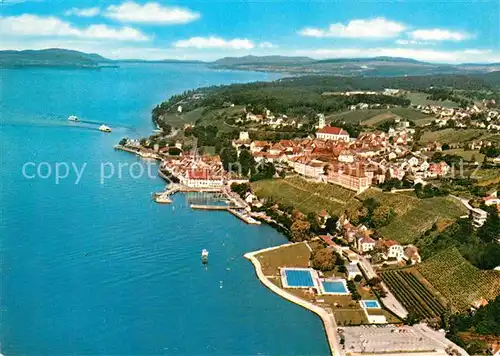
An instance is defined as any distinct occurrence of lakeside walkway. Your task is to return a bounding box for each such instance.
[244,243,342,356]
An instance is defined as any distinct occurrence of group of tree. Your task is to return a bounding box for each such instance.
[311,248,336,271]
[414,183,449,198]
[417,213,500,270]
[446,296,500,355]
[348,198,397,229]
[480,145,500,158]
[230,182,251,198]
[346,280,360,300]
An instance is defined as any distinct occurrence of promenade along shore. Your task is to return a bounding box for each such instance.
[244,243,342,356]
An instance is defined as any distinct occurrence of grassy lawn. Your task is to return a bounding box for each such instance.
[251,177,356,215]
[444,149,485,162]
[256,243,310,276]
[417,248,500,311]
[334,309,368,326]
[349,189,467,244]
[420,129,484,144]
[407,92,458,108]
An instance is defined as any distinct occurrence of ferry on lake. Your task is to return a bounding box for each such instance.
[99,124,112,132]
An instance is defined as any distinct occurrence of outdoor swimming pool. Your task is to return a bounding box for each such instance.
[320,280,349,295]
[360,300,381,309]
[281,268,315,288]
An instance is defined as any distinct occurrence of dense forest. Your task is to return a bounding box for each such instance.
[152,72,500,128]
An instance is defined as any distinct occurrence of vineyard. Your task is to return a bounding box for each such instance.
[417,248,500,311]
[348,189,467,244]
[381,270,446,320]
[251,176,356,215]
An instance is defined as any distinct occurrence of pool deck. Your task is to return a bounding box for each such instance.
[244,243,342,356]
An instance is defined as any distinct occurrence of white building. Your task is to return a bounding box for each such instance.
[182,169,224,188]
[347,263,363,280]
[316,126,350,141]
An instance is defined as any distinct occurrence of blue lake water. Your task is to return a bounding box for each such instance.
[0,64,330,355]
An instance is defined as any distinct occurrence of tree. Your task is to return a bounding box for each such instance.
[311,248,335,271]
[238,149,256,177]
[372,206,396,227]
[168,147,182,156]
[231,182,250,198]
[354,274,363,282]
[119,137,127,146]
[477,206,500,243]
[220,147,238,171]
[405,311,421,326]
[290,220,311,242]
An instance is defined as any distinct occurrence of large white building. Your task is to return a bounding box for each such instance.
[181,169,224,188]
[316,126,350,142]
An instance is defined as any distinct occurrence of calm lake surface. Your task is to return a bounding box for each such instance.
[0,63,330,355]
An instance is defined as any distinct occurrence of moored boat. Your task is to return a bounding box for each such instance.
[201,249,209,264]
[68,115,79,122]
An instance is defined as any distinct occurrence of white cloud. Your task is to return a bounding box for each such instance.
[298,18,406,39]
[174,36,255,50]
[64,7,100,17]
[104,1,199,25]
[409,29,471,41]
[0,14,149,41]
[395,39,433,45]
[295,47,499,63]
[259,42,276,48]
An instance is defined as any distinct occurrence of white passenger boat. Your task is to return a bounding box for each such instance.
[99,124,112,132]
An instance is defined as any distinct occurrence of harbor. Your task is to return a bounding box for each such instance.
[153,182,261,225]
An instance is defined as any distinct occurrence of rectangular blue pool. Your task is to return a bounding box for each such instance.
[283,269,315,287]
[321,280,349,294]
[361,300,381,309]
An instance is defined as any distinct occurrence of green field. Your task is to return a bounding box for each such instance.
[420,129,485,144]
[381,269,446,320]
[407,92,458,108]
[349,189,467,244]
[445,149,485,163]
[162,105,245,129]
[326,107,434,127]
[251,176,356,215]
[417,248,500,311]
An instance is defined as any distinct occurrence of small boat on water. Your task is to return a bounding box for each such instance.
[68,115,79,122]
[99,124,112,132]
[201,249,209,264]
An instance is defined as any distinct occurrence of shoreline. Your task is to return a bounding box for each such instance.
[244,243,342,356]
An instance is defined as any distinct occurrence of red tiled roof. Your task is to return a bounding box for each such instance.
[188,169,209,180]
[317,126,349,136]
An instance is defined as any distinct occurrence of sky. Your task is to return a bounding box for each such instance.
[1,0,499,63]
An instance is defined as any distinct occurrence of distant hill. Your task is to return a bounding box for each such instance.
[0,49,112,68]
[4,49,500,77]
[212,55,315,67]
[210,55,500,77]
